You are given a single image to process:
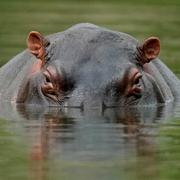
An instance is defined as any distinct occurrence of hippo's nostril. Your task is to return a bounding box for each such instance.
[64,96,70,100]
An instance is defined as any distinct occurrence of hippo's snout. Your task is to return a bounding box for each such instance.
[64,86,106,110]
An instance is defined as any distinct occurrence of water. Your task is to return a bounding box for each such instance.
[0,100,180,180]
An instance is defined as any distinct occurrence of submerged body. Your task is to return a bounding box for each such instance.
[0,23,179,108]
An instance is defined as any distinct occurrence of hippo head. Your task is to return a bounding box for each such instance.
[16,24,163,109]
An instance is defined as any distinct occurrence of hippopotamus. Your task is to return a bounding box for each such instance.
[0,23,179,109]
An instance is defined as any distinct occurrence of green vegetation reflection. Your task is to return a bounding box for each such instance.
[157,118,180,180]
[0,118,28,180]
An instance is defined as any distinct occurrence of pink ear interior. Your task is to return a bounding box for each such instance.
[142,37,160,62]
[27,31,43,57]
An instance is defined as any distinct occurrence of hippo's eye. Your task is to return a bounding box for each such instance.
[41,65,74,103]
[41,66,61,100]
[134,78,139,84]
[43,71,51,83]
[130,71,143,98]
[45,76,51,83]
[123,68,143,98]
[133,72,142,85]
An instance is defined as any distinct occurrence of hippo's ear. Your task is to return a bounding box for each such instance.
[27,31,49,61]
[137,37,160,64]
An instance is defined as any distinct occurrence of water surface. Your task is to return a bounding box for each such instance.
[0,100,180,180]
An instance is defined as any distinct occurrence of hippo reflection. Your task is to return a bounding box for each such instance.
[0,99,178,179]
[0,23,179,108]
[11,102,175,161]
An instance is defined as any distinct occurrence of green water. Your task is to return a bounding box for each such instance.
[0,103,180,180]
[0,0,180,179]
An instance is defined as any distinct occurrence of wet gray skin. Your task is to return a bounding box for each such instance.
[0,23,179,109]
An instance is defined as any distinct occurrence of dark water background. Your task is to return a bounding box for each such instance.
[0,0,180,179]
